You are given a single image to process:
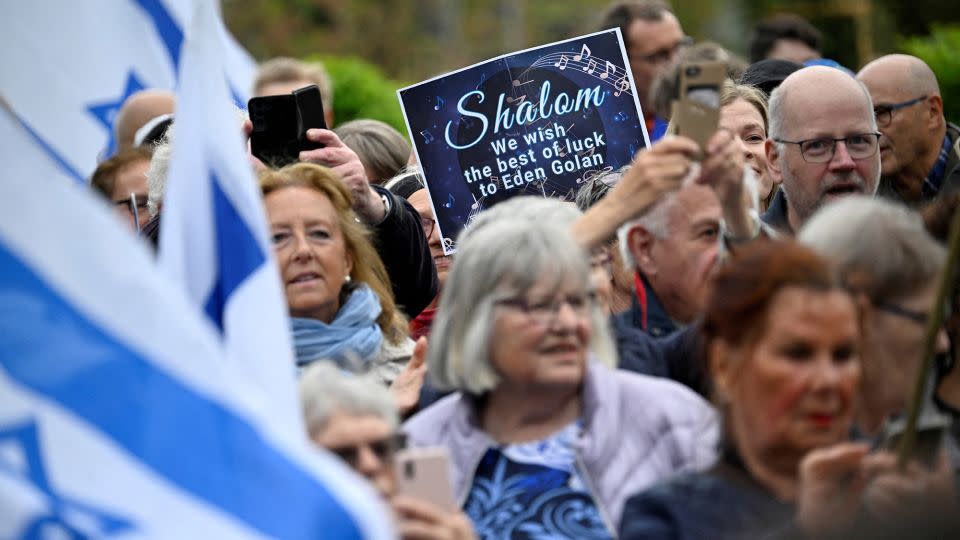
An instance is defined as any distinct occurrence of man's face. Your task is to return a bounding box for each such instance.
[407,189,452,289]
[767,76,880,229]
[766,39,819,64]
[632,185,721,324]
[109,158,151,231]
[626,13,685,112]
[857,73,931,179]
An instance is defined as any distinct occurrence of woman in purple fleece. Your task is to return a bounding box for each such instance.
[403,200,719,540]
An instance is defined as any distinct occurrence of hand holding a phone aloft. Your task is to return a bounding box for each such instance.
[796,442,871,537]
[393,495,477,540]
[570,135,700,250]
[695,129,754,240]
[300,129,387,224]
[391,337,428,416]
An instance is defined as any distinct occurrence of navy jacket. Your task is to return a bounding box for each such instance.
[616,274,678,338]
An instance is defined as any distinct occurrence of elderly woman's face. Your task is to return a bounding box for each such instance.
[719,287,860,457]
[489,274,593,390]
[265,186,352,323]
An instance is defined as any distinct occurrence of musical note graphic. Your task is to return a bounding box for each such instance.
[573,44,591,62]
[420,130,434,144]
[554,54,569,70]
[433,96,445,111]
[600,61,616,80]
[582,58,597,74]
[613,75,630,96]
[506,94,527,104]
[613,111,629,122]
[443,194,455,208]
[513,78,533,87]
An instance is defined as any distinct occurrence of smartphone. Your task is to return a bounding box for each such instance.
[875,412,951,467]
[249,93,301,167]
[394,447,456,512]
[672,61,727,151]
[248,84,327,167]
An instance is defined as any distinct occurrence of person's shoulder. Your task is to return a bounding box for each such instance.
[402,391,464,444]
[602,364,713,418]
[619,471,731,540]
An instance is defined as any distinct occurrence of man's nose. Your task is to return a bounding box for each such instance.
[828,140,856,170]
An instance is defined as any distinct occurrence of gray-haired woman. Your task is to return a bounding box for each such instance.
[404,210,718,538]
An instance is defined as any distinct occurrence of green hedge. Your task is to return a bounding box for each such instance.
[305,54,410,138]
[898,25,960,123]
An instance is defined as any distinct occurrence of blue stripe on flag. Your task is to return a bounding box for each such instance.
[203,174,267,332]
[0,244,362,540]
[12,113,84,183]
[134,0,184,71]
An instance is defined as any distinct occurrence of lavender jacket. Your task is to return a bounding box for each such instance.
[403,360,720,530]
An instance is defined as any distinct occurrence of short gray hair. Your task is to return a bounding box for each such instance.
[429,197,617,395]
[798,196,945,301]
[616,192,676,268]
[335,119,411,184]
[299,362,398,437]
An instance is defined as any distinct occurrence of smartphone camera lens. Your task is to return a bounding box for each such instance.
[685,66,701,77]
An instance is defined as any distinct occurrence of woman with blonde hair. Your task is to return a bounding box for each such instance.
[260,163,421,397]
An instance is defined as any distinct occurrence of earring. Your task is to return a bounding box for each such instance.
[345,275,352,283]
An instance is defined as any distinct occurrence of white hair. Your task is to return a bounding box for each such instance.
[299,362,398,437]
[145,106,249,216]
[616,193,676,268]
[428,197,617,395]
[798,196,945,301]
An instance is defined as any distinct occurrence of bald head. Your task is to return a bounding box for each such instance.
[857,54,941,99]
[769,66,875,140]
[113,90,175,152]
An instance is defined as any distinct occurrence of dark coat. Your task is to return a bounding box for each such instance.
[619,451,799,540]
[370,184,438,319]
[761,188,793,236]
[616,274,678,338]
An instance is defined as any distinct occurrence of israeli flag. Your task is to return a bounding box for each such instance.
[0,103,392,537]
[157,1,303,446]
[0,0,255,183]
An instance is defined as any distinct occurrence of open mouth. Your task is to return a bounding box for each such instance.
[289,272,320,284]
[541,343,580,355]
[823,184,860,197]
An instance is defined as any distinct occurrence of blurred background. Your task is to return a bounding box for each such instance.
[224,0,960,133]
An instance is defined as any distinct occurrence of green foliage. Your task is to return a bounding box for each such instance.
[898,25,960,123]
[305,54,410,137]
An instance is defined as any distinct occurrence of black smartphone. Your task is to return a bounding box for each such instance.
[249,93,301,167]
[293,84,327,151]
[248,84,327,167]
[875,413,950,468]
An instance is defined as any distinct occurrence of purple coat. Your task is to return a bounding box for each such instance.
[403,360,719,530]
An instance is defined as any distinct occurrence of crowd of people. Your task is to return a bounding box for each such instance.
[87,0,960,538]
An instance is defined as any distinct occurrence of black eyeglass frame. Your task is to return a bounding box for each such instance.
[773,132,882,164]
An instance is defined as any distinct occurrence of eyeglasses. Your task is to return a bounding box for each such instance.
[875,301,929,326]
[326,432,405,468]
[874,96,928,128]
[773,133,881,163]
[419,215,436,237]
[496,292,596,326]
[632,36,694,65]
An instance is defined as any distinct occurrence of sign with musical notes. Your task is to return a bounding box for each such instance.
[398,29,649,254]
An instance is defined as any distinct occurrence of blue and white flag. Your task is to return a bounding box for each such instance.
[0,105,392,538]
[0,0,256,183]
[158,1,303,445]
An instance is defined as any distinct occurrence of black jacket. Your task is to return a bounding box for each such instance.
[761,188,793,236]
[616,274,678,338]
[370,184,438,319]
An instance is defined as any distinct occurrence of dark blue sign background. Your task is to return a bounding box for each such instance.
[399,29,649,253]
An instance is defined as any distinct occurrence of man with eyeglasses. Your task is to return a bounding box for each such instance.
[599,1,690,142]
[762,66,882,234]
[857,54,960,205]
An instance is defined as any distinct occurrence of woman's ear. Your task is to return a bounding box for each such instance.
[710,339,734,403]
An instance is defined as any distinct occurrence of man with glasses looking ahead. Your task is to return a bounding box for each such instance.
[600,1,691,141]
[762,66,882,234]
[858,54,960,205]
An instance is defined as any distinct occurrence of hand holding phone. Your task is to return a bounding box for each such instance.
[248,84,327,167]
[394,447,457,512]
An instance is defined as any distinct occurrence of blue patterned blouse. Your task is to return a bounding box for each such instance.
[463,421,613,540]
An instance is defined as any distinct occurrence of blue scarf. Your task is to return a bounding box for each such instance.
[291,284,383,370]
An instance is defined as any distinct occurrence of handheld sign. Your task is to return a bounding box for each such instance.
[399,29,650,254]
